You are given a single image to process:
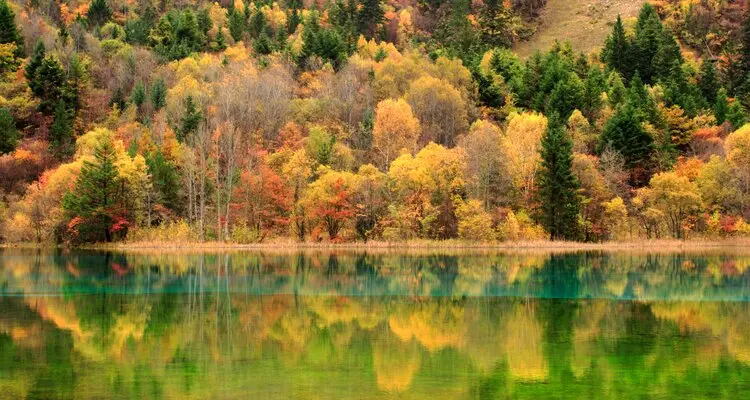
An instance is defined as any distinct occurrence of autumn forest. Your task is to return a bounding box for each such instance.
[1,0,750,244]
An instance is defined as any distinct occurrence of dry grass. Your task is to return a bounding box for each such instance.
[513,0,646,58]
[61,238,750,256]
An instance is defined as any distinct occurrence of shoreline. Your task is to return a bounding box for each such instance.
[3,238,750,254]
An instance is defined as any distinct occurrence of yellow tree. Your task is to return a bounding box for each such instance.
[725,124,750,218]
[387,143,467,239]
[405,76,468,146]
[457,119,508,209]
[301,168,359,241]
[633,172,703,239]
[501,112,547,205]
[373,98,420,168]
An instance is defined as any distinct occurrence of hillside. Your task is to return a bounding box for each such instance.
[514,0,646,57]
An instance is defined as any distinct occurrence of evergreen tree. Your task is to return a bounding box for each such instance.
[0,0,23,58]
[601,16,632,79]
[582,65,606,120]
[715,87,729,125]
[537,115,581,241]
[179,96,202,142]
[0,107,17,154]
[698,60,718,105]
[131,81,146,108]
[146,149,180,212]
[24,41,45,87]
[479,0,510,48]
[652,29,683,82]
[357,0,384,39]
[727,100,748,129]
[546,72,585,120]
[740,10,750,82]
[607,71,627,107]
[151,79,167,111]
[63,136,124,242]
[29,55,66,113]
[197,8,212,38]
[49,100,75,159]
[633,3,662,83]
[249,8,266,38]
[287,7,301,35]
[626,72,659,124]
[663,62,700,116]
[87,0,112,27]
[228,6,246,41]
[599,103,653,169]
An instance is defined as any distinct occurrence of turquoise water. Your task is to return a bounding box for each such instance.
[2,248,750,399]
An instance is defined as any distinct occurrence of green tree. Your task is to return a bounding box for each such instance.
[582,65,606,120]
[131,81,146,109]
[546,72,585,120]
[146,149,180,213]
[49,100,75,159]
[698,60,718,104]
[727,100,748,129]
[479,0,510,48]
[715,88,729,125]
[0,107,17,154]
[357,0,383,39]
[740,9,750,82]
[537,115,580,241]
[0,0,23,58]
[150,78,166,111]
[599,103,653,169]
[29,55,66,113]
[633,3,662,83]
[87,0,112,27]
[228,6,246,41]
[601,16,632,79]
[248,8,266,38]
[63,136,124,242]
[179,95,202,142]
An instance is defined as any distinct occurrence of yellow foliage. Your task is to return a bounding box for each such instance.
[373,98,421,167]
[502,112,547,204]
[455,199,495,241]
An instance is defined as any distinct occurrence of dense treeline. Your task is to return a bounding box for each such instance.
[1,0,750,244]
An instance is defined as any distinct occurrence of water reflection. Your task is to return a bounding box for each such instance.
[2,249,750,399]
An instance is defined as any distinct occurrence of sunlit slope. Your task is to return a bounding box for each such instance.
[514,0,646,57]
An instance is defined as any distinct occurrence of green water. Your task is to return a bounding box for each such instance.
[2,249,750,399]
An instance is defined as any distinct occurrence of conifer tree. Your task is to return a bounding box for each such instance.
[228,5,246,41]
[49,100,75,159]
[0,107,17,154]
[146,149,180,212]
[715,88,729,125]
[150,79,166,111]
[599,103,653,169]
[652,29,683,82]
[479,0,510,48]
[633,3,662,83]
[357,0,384,39]
[740,10,750,81]
[582,65,606,120]
[179,96,202,142]
[601,16,632,79]
[24,41,45,87]
[87,0,112,27]
[63,135,123,242]
[537,115,581,241]
[29,55,65,113]
[0,0,23,58]
[698,60,718,105]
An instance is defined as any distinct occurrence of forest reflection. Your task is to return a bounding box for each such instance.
[2,249,750,399]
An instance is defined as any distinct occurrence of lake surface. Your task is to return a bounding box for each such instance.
[2,248,750,399]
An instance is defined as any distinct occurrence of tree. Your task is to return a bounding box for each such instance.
[479,0,511,48]
[537,116,580,241]
[87,0,112,27]
[372,98,420,168]
[49,101,75,159]
[698,60,718,105]
[502,112,547,205]
[725,125,750,218]
[633,3,662,83]
[546,72,585,120]
[601,16,632,79]
[302,169,358,240]
[0,0,23,59]
[457,120,508,209]
[715,88,729,125]
[0,107,17,154]
[740,9,750,83]
[599,103,653,173]
[405,76,468,147]
[63,134,125,242]
[357,0,384,39]
[633,172,702,239]
[179,96,202,142]
[28,55,66,113]
[151,79,167,111]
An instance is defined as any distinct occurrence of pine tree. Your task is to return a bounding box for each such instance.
[727,100,748,129]
[179,96,202,142]
[29,55,65,113]
[249,8,266,38]
[228,6,246,41]
[715,87,729,125]
[49,100,75,159]
[146,149,180,212]
[601,16,632,79]
[537,115,581,241]
[0,107,17,154]
[62,135,124,242]
[357,0,384,39]
[652,29,683,82]
[24,41,45,87]
[698,60,718,104]
[633,3,662,83]
[0,0,23,58]
[479,0,510,48]
[151,78,166,111]
[87,0,112,27]
[599,103,653,169]
[546,72,585,120]
[607,71,627,107]
[582,65,606,120]
[740,10,750,81]
[131,81,146,108]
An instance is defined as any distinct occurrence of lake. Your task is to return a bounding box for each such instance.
[2,248,750,399]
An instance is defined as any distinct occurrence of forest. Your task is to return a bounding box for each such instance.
[1,0,750,244]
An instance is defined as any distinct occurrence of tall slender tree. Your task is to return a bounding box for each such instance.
[0,0,23,58]
[537,115,581,241]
